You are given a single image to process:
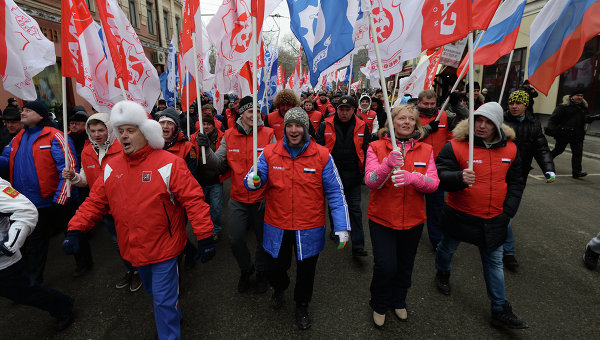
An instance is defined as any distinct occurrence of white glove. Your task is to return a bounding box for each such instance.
[246,170,261,190]
[335,230,349,249]
[1,226,27,256]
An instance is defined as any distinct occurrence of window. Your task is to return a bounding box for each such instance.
[128,0,138,28]
[481,47,527,106]
[164,11,170,39]
[175,17,180,38]
[147,2,155,35]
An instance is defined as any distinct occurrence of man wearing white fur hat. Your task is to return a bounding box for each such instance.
[62,101,215,340]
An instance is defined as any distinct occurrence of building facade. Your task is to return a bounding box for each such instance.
[0,0,182,113]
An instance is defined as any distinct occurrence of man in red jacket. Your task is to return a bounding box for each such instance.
[62,100,215,340]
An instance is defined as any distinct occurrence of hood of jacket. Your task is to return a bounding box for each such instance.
[562,95,588,108]
[86,112,117,150]
[451,119,516,145]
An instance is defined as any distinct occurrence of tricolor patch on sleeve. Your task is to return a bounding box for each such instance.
[2,186,19,198]
[438,124,446,128]
[39,145,51,150]
[501,158,511,164]
[358,134,364,137]
[304,168,316,174]
[414,162,426,168]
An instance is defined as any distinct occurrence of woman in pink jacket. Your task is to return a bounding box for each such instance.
[364,104,439,327]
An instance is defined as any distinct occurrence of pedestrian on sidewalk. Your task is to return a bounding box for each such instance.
[501,90,556,271]
[63,101,215,340]
[548,86,600,178]
[364,104,439,327]
[245,107,350,330]
[434,102,528,329]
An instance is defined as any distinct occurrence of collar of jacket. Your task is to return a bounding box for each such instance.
[280,136,312,159]
[124,144,154,164]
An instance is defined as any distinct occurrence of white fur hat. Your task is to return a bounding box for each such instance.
[110,100,165,149]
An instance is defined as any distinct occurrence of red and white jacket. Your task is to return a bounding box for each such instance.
[68,145,213,267]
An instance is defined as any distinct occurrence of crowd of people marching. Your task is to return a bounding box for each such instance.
[1,81,599,339]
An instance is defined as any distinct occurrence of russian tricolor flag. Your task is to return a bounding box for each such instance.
[457,0,527,77]
[528,0,600,95]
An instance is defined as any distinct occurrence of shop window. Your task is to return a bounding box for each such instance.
[481,47,527,107]
[33,63,62,111]
[558,37,600,115]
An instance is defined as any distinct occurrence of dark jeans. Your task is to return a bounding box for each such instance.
[425,187,445,246]
[22,207,55,283]
[369,220,423,314]
[551,137,584,173]
[0,259,73,319]
[266,230,319,306]
[228,199,267,273]
[66,200,93,272]
[328,183,364,249]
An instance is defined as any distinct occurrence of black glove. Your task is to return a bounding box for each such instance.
[62,230,82,254]
[428,120,439,132]
[196,133,210,147]
[195,236,216,263]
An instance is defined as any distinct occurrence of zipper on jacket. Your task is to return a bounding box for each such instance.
[488,151,493,216]
[162,202,173,237]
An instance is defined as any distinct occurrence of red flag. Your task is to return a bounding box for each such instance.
[96,0,128,88]
[471,0,502,30]
[421,0,471,50]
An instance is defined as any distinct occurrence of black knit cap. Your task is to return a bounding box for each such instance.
[239,95,254,114]
[69,110,89,123]
[23,101,50,119]
[157,107,181,128]
[570,85,585,97]
[2,106,20,121]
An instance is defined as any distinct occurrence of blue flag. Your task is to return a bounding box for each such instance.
[160,36,179,107]
[258,46,279,115]
[287,0,360,87]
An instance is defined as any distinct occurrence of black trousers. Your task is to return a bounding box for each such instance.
[369,220,423,314]
[266,230,319,306]
[551,137,584,173]
[0,259,72,319]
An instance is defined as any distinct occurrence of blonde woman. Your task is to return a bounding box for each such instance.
[364,104,439,327]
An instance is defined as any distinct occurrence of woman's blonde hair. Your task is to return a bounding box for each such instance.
[377,104,424,139]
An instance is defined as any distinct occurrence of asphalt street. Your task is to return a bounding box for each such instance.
[2,134,600,339]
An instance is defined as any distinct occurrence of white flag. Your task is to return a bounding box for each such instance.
[1,0,56,100]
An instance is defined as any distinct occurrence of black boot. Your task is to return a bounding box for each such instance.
[295,303,311,330]
[491,302,528,329]
[583,245,599,270]
[503,255,519,271]
[255,271,268,294]
[573,171,588,179]
[271,290,284,310]
[435,271,451,295]
[237,267,255,293]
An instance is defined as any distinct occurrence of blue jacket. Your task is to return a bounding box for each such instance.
[245,136,350,260]
[0,126,78,208]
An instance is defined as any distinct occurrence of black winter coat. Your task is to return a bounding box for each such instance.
[548,95,590,141]
[436,120,525,253]
[503,111,554,181]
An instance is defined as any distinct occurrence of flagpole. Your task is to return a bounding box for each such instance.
[117,78,127,100]
[498,49,514,105]
[61,77,71,197]
[467,31,475,172]
[186,71,190,137]
[192,32,206,164]
[251,15,259,177]
[347,54,354,96]
[392,73,399,105]
[368,11,397,150]
[437,30,487,120]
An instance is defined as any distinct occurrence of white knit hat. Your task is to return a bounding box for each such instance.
[474,102,504,138]
[110,100,165,149]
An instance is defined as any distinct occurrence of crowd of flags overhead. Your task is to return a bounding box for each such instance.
[1,0,600,112]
